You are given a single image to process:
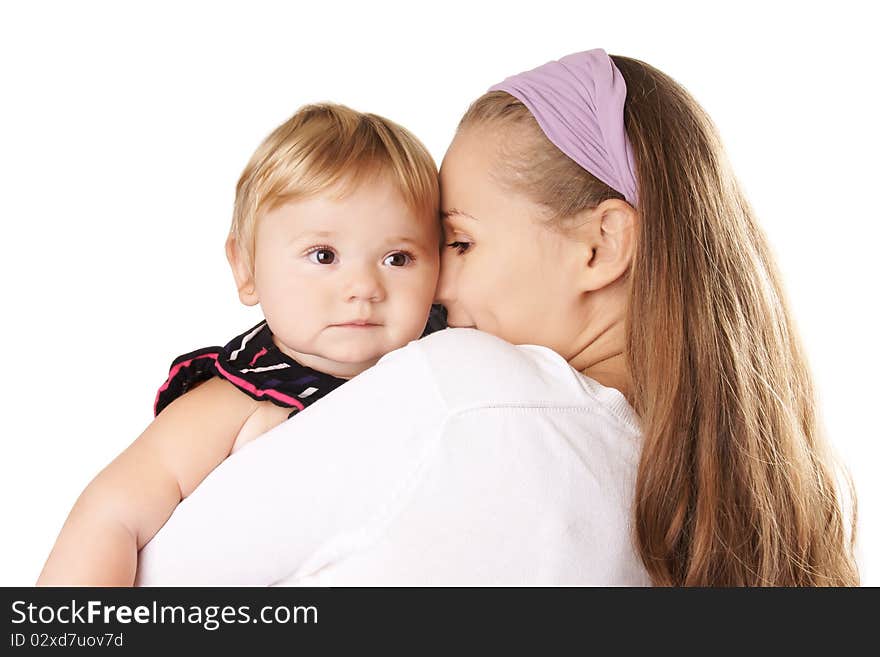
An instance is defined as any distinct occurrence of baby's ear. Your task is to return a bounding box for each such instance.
[225,234,259,306]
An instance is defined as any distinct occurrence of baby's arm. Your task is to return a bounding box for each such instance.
[230,400,292,454]
[36,377,260,586]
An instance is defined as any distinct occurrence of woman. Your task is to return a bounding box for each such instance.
[135,49,858,586]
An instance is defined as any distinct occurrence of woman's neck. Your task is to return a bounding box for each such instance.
[567,318,631,401]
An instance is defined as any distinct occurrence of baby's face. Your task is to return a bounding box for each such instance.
[251,175,440,378]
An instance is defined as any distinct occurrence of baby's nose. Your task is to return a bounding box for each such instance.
[346,265,385,302]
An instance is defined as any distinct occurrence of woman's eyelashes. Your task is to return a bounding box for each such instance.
[446,240,472,255]
[304,246,416,267]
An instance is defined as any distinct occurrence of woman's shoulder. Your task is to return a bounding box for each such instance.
[377,328,639,432]
[377,327,544,389]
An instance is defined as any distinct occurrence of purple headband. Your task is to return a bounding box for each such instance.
[489,48,638,206]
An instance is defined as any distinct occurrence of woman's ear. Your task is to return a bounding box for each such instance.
[571,198,637,292]
[225,234,260,306]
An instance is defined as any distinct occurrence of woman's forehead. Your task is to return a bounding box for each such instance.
[439,133,503,222]
[441,208,478,223]
[441,126,498,174]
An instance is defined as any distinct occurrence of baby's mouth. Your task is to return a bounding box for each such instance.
[331,321,381,328]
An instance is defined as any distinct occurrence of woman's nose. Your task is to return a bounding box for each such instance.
[434,254,456,306]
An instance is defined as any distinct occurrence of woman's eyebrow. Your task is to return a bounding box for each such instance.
[441,208,478,221]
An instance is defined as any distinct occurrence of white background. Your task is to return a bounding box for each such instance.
[1,1,877,586]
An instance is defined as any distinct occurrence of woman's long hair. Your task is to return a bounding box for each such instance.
[459,56,859,586]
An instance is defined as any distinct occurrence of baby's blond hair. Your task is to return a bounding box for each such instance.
[231,103,439,273]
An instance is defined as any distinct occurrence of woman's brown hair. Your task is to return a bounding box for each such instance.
[459,57,859,586]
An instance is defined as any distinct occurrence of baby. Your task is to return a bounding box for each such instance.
[37,103,444,585]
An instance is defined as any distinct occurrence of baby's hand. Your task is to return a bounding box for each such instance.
[230,402,293,454]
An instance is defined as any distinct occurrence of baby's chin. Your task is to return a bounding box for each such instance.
[323,342,406,367]
[320,337,420,372]
[275,327,423,376]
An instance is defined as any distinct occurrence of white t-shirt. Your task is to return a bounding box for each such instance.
[135,328,651,586]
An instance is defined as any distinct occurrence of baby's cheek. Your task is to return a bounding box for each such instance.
[392,310,428,344]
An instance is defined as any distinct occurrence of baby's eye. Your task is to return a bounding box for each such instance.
[446,241,471,255]
[384,252,414,267]
[307,247,336,265]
